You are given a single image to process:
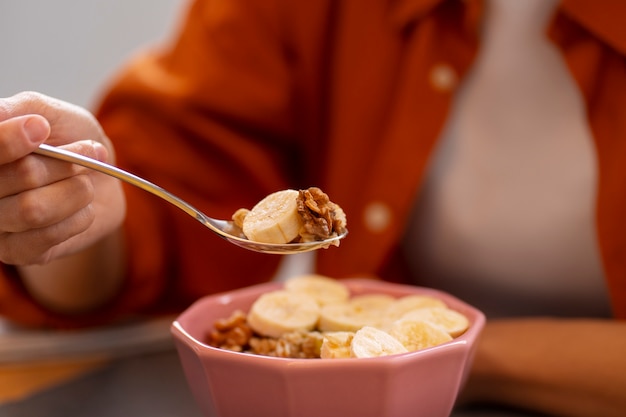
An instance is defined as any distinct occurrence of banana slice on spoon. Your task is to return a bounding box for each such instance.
[240,189,303,244]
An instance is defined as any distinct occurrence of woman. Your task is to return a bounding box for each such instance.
[1,0,625,415]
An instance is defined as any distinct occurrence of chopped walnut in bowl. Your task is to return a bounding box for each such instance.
[207,309,323,358]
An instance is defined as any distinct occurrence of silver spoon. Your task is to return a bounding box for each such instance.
[34,143,347,254]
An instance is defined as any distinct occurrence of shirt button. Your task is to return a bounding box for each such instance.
[429,63,458,92]
[363,201,392,233]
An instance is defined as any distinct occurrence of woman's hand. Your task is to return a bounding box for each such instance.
[0,92,127,313]
[0,91,126,266]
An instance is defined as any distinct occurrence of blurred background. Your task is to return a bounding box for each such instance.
[0,0,184,109]
[0,0,311,289]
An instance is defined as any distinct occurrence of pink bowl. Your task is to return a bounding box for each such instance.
[171,279,485,417]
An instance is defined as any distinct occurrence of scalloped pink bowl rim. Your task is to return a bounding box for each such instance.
[171,279,486,417]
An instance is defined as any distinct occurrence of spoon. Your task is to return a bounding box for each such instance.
[34,143,347,254]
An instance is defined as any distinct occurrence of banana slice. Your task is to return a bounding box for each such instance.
[318,303,378,332]
[284,274,350,306]
[242,189,302,244]
[318,293,394,331]
[400,307,469,337]
[389,320,452,352]
[247,290,320,338]
[385,295,447,320]
[349,294,395,311]
[350,326,408,358]
[320,331,355,359]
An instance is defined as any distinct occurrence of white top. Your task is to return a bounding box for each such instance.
[404,0,611,318]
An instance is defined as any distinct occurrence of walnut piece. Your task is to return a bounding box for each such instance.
[297,187,347,245]
[206,310,253,352]
[249,331,323,358]
[231,208,249,229]
[206,310,323,358]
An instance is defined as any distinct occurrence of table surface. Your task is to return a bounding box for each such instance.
[0,349,205,417]
[0,257,543,417]
[0,348,543,417]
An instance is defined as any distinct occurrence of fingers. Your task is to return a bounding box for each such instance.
[0,174,96,265]
[0,114,50,164]
[0,174,94,233]
[0,204,95,266]
[0,140,107,264]
[0,139,105,198]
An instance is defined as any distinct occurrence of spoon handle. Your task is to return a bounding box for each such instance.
[34,143,212,227]
[33,144,347,254]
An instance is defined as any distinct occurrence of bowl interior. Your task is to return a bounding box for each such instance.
[174,278,485,352]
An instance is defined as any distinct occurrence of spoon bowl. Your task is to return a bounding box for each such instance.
[34,143,347,254]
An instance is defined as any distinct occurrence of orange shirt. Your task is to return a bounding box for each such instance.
[2,0,626,327]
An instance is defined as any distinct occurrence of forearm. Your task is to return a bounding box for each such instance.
[461,318,626,417]
[17,227,126,315]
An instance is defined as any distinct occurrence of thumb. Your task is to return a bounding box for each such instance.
[22,114,51,145]
[0,114,50,164]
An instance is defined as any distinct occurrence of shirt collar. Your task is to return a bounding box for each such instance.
[388,0,626,55]
[387,0,442,28]
[387,0,483,30]
[561,0,626,55]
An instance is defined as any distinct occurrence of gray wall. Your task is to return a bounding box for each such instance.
[0,0,184,109]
